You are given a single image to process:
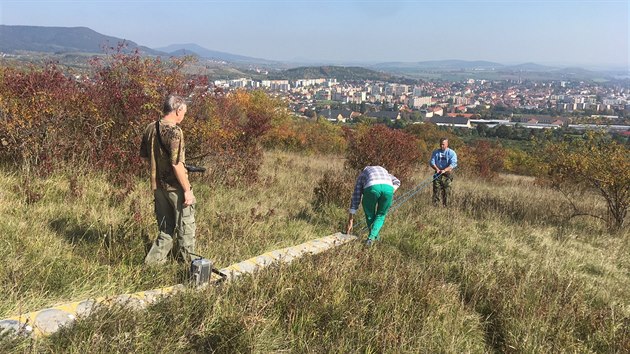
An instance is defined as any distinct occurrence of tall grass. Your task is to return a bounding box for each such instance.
[1,151,628,352]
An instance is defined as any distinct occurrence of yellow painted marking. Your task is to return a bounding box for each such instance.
[1,233,357,337]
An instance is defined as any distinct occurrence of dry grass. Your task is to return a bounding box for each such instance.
[1,152,628,353]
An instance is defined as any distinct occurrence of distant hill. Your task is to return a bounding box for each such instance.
[0,25,163,55]
[369,59,618,81]
[503,62,557,71]
[168,49,200,58]
[373,60,504,71]
[274,66,406,82]
[155,43,279,65]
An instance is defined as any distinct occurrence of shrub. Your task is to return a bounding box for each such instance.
[0,48,276,187]
[461,140,506,180]
[263,117,347,155]
[184,89,274,185]
[544,132,630,231]
[404,123,463,162]
[0,64,84,171]
[345,124,420,180]
[0,47,191,186]
[312,169,354,210]
[503,148,540,176]
[82,48,192,185]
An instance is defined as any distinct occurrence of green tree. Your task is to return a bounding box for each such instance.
[476,123,489,137]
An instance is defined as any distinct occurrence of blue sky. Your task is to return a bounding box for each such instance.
[1,0,628,69]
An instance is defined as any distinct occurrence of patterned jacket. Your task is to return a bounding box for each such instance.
[349,166,400,214]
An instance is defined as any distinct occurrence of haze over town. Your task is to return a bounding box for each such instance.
[1,0,628,70]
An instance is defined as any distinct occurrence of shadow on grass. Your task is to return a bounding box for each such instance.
[50,217,105,245]
[49,217,150,265]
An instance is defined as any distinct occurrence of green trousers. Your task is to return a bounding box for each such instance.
[432,173,453,207]
[145,188,196,265]
[362,184,394,241]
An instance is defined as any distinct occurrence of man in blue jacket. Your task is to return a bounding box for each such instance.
[430,138,457,207]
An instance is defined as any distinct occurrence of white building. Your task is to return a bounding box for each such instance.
[410,96,432,109]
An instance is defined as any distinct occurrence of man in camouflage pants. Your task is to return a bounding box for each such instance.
[140,95,197,265]
[430,138,458,207]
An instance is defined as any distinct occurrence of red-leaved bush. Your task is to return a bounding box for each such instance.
[345,124,420,180]
[0,47,190,186]
[184,89,274,185]
[461,140,506,180]
[0,48,275,186]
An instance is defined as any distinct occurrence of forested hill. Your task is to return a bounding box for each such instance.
[275,66,413,83]
[0,25,162,55]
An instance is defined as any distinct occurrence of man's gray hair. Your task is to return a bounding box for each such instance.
[163,95,187,115]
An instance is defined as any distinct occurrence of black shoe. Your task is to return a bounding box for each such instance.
[365,239,374,247]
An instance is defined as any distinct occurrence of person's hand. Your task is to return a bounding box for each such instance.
[184,190,196,207]
[346,216,354,235]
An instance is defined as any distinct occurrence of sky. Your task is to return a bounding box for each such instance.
[1,0,628,69]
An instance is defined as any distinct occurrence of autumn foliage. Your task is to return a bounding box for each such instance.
[404,123,463,163]
[461,140,507,180]
[0,49,190,185]
[345,124,420,180]
[184,89,275,185]
[262,116,347,154]
[545,132,629,231]
[0,49,278,186]
[503,148,540,176]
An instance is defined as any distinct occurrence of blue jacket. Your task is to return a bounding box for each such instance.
[430,148,457,170]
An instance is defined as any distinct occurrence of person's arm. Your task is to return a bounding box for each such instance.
[390,174,401,192]
[346,213,354,235]
[429,150,441,173]
[347,171,365,234]
[139,129,149,161]
[443,150,457,173]
[172,162,195,206]
[349,172,364,214]
[169,127,195,207]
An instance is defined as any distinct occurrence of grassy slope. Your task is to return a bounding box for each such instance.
[1,151,629,352]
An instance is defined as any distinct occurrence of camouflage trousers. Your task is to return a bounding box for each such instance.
[145,188,196,265]
[432,173,453,207]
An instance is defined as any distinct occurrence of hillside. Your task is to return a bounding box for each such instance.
[1,151,628,352]
[273,65,412,83]
[373,59,503,71]
[0,25,161,55]
[155,43,281,66]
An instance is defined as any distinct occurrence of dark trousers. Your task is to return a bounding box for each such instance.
[432,173,453,207]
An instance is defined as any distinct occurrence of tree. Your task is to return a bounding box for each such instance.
[476,123,489,137]
[494,124,513,139]
[545,132,630,231]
